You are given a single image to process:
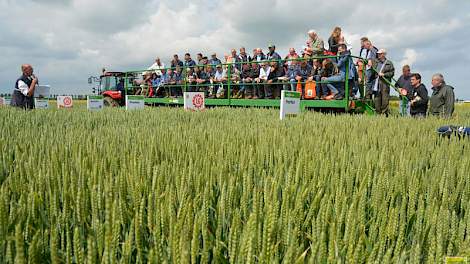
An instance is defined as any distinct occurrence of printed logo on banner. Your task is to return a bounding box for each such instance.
[87,95,104,111]
[126,95,145,110]
[280,90,301,120]
[34,98,49,109]
[184,92,205,111]
[57,96,73,108]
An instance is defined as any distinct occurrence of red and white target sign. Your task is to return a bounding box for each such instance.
[57,96,73,108]
[184,92,205,111]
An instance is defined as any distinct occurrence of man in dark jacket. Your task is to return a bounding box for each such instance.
[267,44,282,62]
[429,73,455,118]
[371,49,394,116]
[266,61,285,99]
[409,73,428,117]
[11,64,38,109]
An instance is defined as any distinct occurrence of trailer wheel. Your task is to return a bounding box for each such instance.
[104,97,119,107]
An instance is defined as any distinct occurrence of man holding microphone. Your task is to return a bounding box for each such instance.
[11,64,38,109]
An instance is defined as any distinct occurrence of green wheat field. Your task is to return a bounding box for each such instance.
[1,104,470,263]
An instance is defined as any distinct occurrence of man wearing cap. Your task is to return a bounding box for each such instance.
[307,30,325,57]
[371,49,395,116]
[209,53,222,69]
[267,44,281,62]
[11,64,38,109]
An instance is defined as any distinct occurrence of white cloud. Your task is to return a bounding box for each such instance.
[399,49,419,68]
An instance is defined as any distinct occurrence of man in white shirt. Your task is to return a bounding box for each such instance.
[11,64,38,109]
[148,57,165,76]
[255,62,271,99]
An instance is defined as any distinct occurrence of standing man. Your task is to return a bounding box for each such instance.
[409,73,428,117]
[171,54,184,68]
[372,49,395,116]
[429,73,455,118]
[11,64,38,109]
[148,57,165,76]
[209,53,222,68]
[266,44,281,62]
[364,40,378,98]
[184,53,196,68]
[395,65,413,116]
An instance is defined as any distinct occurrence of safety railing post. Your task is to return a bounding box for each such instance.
[184,67,188,94]
[345,55,350,111]
[227,63,232,105]
[124,72,128,97]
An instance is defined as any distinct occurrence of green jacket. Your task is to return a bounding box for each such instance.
[429,84,455,118]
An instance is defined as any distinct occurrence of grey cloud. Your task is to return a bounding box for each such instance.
[1,0,470,99]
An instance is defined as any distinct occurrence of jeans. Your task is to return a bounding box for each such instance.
[399,100,411,116]
[286,78,296,91]
[324,73,345,96]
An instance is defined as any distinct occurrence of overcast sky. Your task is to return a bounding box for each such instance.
[1,0,469,99]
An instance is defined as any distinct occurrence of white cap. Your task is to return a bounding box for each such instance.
[307,29,317,35]
[377,49,387,54]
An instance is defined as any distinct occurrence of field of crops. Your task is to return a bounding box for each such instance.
[1,105,470,263]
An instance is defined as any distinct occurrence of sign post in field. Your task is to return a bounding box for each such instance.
[280,90,301,120]
[0,97,8,107]
[126,95,145,110]
[184,92,205,111]
[34,98,49,109]
[57,96,73,109]
[87,95,104,111]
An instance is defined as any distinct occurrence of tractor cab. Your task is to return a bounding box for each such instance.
[99,72,136,106]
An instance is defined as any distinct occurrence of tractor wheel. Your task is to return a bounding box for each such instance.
[104,97,119,107]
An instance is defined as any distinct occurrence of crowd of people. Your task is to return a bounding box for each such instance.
[10,27,454,117]
[134,26,455,117]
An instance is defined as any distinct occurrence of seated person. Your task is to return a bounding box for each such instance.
[239,63,253,99]
[320,59,340,100]
[266,61,285,99]
[204,65,215,97]
[309,59,326,99]
[285,60,299,91]
[246,62,260,99]
[254,62,271,99]
[195,67,208,92]
[186,67,197,92]
[173,66,184,96]
[295,58,313,96]
[230,67,241,98]
[213,64,227,98]
[321,44,352,100]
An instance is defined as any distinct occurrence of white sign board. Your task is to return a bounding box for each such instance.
[87,95,104,111]
[34,98,49,109]
[126,95,145,110]
[280,90,301,120]
[34,85,51,98]
[0,97,11,107]
[184,92,205,111]
[57,96,73,109]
